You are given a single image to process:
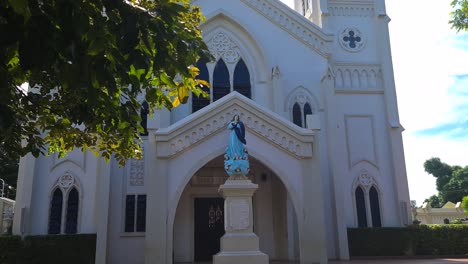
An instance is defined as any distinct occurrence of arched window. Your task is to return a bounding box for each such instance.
[48,189,63,234]
[213,59,230,101]
[369,186,381,227]
[192,60,210,112]
[303,103,312,128]
[293,103,302,127]
[355,187,367,228]
[233,59,251,98]
[191,56,252,113]
[65,188,79,234]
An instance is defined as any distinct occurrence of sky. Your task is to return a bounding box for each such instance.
[282,0,468,205]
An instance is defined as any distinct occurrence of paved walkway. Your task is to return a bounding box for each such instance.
[177,259,468,264]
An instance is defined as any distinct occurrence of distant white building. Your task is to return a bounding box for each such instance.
[415,202,466,224]
[0,197,14,235]
[13,0,411,263]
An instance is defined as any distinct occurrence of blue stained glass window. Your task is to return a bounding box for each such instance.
[213,59,230,101]
[65,188,79,234]
[293,103,302,127]
[355,187,368,227]
[233,59,251,99]
[192,60,210,112]
[370,187,382,227]
[48,189,63,234]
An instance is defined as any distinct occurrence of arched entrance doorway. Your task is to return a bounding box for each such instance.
[172,155,299,263]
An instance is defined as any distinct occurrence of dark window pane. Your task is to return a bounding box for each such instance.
[125,195,136,232]
[65,188,79,234]
[293,103,302,127]
[136,195,147,232]
[48,189,63,234]
[355,187,368,227]
[303,103,312,128]
[213,59,230,101]
[370,187,382,227]
[233,59,251,99]
[192,60,210,112]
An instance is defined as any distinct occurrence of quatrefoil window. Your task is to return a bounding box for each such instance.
[339,28,365,52]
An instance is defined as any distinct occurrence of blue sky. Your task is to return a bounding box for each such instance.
[282,0,468,204]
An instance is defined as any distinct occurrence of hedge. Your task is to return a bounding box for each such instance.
[0,234,96,264]
[348,225,468,257]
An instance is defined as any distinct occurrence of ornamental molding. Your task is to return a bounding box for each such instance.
[206,31,242,64]
[58,174,75,189]
[327,1,375,17]
[332,63,383,93]
[240,0,333,57]
[352,169,378,192]
[155,92,315,159]
[129,156,144,186]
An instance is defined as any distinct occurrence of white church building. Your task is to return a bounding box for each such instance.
[13,0,411,263]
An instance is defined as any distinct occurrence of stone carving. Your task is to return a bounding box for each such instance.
[129,157,144,186]
[229,199,250,230]
[206,32,241,64]
[159,107,313,159]
[240,0,333,57]
[333,64,382,92]
[353,169,377,192]
[339,28,365,52]
[59,174,75,189]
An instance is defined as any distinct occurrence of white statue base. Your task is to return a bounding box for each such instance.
[213,178,269,264]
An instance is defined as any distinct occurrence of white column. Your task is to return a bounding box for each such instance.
[12,153,36,236]
[94,158,111,264]
[214,178,268,264]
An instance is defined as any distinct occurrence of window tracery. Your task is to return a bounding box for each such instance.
[48,173,81,234]
[352,169,382,227]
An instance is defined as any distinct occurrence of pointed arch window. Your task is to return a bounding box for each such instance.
[192,60,210,112]
[191,57,252,113]
[48,189,63,234]
[355,187,367,228]
[48,174,80,234]
[369,186,382,227]
[65,188,79,234]
[213,59,230,101]
[233,59,251,98]
[293,103,302,127]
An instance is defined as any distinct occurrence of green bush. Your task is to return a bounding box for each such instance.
[22,234,96,264]
[348,225,468,257]
[0,234,96,264]
[0,236,22,264]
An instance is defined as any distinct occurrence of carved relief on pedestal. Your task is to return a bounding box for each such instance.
[229,199,250,230]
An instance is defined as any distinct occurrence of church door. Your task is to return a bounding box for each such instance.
[194,198,225,261]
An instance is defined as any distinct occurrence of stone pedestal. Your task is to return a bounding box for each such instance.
[213,177,269,264]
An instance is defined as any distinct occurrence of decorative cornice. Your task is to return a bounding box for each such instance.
[240,0,333,57]
[332,63,383,94]
[155,92,315,159]
[327,0,375,17]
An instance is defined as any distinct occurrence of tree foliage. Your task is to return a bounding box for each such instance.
[424,157,468,205]
[423,195,442,208]
[0,0,211,166]
[450,0,468,32]
[462,196,468,214]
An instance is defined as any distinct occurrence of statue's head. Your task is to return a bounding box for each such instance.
[232,114,240,122]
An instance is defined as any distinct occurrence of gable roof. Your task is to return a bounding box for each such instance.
[240,0,333,57]
[155,92,316,159]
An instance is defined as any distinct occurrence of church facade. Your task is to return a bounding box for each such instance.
[13,0,411,263]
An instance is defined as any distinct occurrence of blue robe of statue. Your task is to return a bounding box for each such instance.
[226,121,246,160]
